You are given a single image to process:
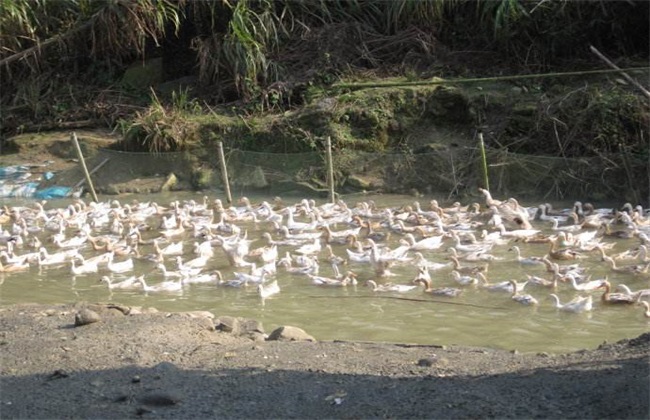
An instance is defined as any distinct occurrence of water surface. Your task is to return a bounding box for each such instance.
[2,191,648,353]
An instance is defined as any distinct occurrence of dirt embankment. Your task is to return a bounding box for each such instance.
[0,302,648,419]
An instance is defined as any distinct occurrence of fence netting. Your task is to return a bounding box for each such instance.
[40,141,648,203]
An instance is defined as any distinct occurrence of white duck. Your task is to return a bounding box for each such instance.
[294,237,322,255]
[106,252,135,274]
[182,270,223,285]
[308,271,357,287]
[616,284,650,301]
[153,239,184,256]
[509,245,545,266]
[414,277,463,297]
[450,270,479,286]
[567,274,606,292]
[137,276,183,293]
[549,294,593,313]
[403,233,445,251]
[100,275,143,290]
[365,279,417,293]
[509,280,539,305]
[176,253,210,270]
[70,258,98,275]
[258,279,280,299]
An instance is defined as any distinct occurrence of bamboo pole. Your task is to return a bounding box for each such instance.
[70,132,98,202]
[326,136,336,204]
[478,131,489,191]
[217,141,232,204]
[590,46,650,100]
[73,158,110,188]
[333,66,649,90]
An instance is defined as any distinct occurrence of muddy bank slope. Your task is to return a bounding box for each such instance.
[0,302,648,419]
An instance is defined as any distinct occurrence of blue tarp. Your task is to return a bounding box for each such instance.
[33,186,72,199]
[0,165,71,199]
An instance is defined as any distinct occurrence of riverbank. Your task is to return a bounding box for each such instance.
[0,302,647,419]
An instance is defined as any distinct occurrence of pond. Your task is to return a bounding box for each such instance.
[1,191,648,354]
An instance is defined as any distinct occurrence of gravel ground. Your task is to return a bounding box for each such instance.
[0,302,648,419]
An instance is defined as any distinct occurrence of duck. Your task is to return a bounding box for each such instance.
[137,276,184,293]
[450,270,479,286]
[449,255,488,275]
[566,274,606,292]
[525,273,559,288]
[403,233,445,251]
[447,246,500,262]
[70,258,98,275]
[232,266,270,285]
[278,255,320,276]
[155,262,189,279]
[610,245,648,262]
[479,273,525,293]
[106,252,135,273]
[549,215,583,233]
[258,279,281,299]
[615,284,650,301]
[601,255,650,276]
[413,252,453,271]
[549,294,593,313]
[0,258,30,273]
[176,253,210,270]
[509,280,539,305]
[308,271,357,287]
[509,245,545,266]
[599,280,637,305]
[547,240,581,261]
[365,279,417,293]
[324,244,346,266]
[36,247,78,267]
[413,277,462,297]
[294,237,322,256]
[495,223,540,240]
[99,275,143,290]
[182,270,223,285]
[153,239,184,256]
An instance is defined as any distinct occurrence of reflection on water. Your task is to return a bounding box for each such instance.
[1,191,648,353]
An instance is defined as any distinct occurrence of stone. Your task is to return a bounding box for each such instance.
[74,308,101,326]
[346,175,372,190]
[160,173,178,192]
[215,316,240,334]
[267,326,316,342]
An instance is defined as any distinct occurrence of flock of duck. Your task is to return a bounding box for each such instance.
[1,187,650,319]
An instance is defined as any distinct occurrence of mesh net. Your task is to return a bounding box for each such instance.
[44,141,648,203]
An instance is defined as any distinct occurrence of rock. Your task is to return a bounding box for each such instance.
[74,308,101,326]
[160,173,178,192]
[138,392,182,406]
[215,316,240,334]
[239,318,266,341]
[267,326,316,342]
[174,311,215,320]
[346,175,372,190]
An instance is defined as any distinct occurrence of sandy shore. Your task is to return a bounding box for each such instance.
[0,302,648,419]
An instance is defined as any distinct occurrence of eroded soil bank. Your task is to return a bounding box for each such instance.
[0,302,648,419]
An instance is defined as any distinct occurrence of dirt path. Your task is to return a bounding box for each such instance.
[0,302,648,419]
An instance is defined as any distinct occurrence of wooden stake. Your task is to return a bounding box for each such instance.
[478,131,489,191]
[326,136,336,204]
[217,141,232,204]
[73,158,110,188]
[590,45,650,100]
[70,132,98,202]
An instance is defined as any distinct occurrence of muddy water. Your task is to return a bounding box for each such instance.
[1,192,648,353]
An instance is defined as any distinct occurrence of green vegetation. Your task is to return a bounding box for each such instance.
[1,0,648,200]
